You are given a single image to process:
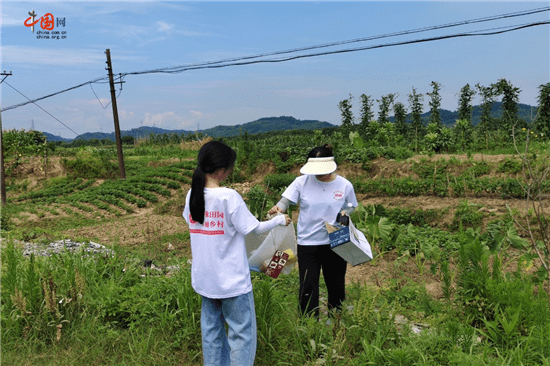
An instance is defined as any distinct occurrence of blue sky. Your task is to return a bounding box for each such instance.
[1,1,549,139]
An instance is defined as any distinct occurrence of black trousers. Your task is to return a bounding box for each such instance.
[298,244,347,317]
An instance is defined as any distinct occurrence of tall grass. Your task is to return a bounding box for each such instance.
[2,234,550,365]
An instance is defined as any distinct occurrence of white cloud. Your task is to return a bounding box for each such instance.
[157,21,174,32]
[190,110,203,117]
[142,111,187,127]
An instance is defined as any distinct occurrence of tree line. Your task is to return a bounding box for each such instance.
[338,79,550,152]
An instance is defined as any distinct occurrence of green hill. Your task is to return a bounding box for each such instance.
[43,116,335,141]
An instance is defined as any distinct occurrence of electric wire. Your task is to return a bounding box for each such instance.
[3,81,80,136]
[123,6,550,76]
[2,6,549,114]
[90,83,109,109]
[90,74,124,109]
[121,21,550,74]
[3,76,108,112]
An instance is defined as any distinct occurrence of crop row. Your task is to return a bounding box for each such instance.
[15,178,96,202]
[352,176,550,199]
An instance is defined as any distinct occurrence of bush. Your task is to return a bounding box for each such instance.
[245,186,274,219]
[61,148,119,179]
[264,173,296,193]
[451,200,484,230]
[497,158,522,174]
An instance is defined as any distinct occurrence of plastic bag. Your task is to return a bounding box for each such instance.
[246,222,297,274]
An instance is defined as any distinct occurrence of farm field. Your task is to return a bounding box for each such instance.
[2,131,550,365]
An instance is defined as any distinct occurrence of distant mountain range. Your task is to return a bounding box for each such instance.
[41,116,335,142]
[41,102,537,142]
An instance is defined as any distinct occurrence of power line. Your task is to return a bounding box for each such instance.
[2,76,108,112]
[2,7,549,113]
[90,74,125,109]
[4,81,80,136]
[121,21,550,74]
[123,6,550,76]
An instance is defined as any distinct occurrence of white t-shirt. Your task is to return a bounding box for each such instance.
[183,187,260,299]
[282,175,358,246]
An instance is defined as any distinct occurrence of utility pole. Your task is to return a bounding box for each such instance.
[105,49,126,179]
[0,71,12,206]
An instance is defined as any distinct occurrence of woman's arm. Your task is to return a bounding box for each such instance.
[252,214,290,234]
[268,197,293,215]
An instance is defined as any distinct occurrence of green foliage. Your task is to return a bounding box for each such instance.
[387,206,439,227]
[0,206,14,233]
[245,186,273,219]
[534,82,550,137]
[347,131,363,149]
[263,173,296,194]
[394,223,460,256]
[393,101,408,137]
[3,129,47,156]
[451,200,484,230]
[61,148,119,179]
[497,157,522,174]
[455,228,550,332]
[351,204,394,254]
[458,83,476,123]
[359,94,375,136]
[408,87,425,146]
[494,78,521,131]
[427,81,442,129]
[377,93,395,125]
[454,118,474,151]
[338,94,354,132]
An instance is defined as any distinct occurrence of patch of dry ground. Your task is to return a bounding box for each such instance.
[66,208,185,247]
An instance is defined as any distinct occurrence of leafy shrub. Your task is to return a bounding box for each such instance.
[497,158,522,174]
[264,173,296,193]
[245,186,274,219]
[465,161,490,177]
[394,224,460,255]
[0,208,14,232]
[387,207,439,226]
[62,151,118,179]
[451,200,484,230]
[455,230,550,333]
[381,146,414,160]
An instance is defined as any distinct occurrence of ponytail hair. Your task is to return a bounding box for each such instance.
[190,141,237,224]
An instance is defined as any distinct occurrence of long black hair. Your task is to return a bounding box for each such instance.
[190,141,237,224]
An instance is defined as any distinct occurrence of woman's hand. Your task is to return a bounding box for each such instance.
[268,205,282,215]
[283,214,292,226]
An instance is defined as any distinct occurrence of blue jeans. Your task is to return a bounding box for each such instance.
[201,291,257,366]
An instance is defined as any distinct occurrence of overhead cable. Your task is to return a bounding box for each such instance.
[121,21,550,74]
[122,6,550,76]
[2,7,549,113]
[3,76,108,112]
[4,81,80,136]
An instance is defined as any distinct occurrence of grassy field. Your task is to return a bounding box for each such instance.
[2,140,550,365]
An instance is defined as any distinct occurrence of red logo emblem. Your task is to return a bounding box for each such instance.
[25,11,55,31]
